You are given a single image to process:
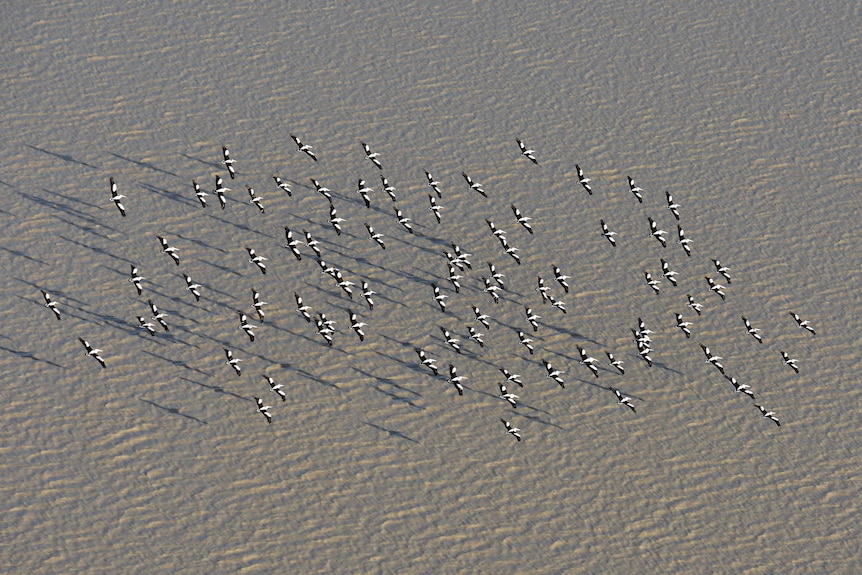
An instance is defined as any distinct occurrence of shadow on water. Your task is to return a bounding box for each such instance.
[108,152,179,178]
[363,421,419,443]
[25,144,99,169]
[139,398,208,424]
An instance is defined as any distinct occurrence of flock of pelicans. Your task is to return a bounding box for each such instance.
[40,137,817,438]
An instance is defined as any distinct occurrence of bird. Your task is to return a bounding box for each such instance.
[302,230,322,258]
[290,134,317,161]
[542,359,565,387]
[221,145,236,179]
[552,265,570,293]
[548,295,567,314]
[246,247,267,275]
[315,314,335,346]
[41,290,61,320]
[511,204,533,234]
[606,352,625,374]
[525,306,541,332]
[328,204,345,235]
[675,313,693,338]
[462,173,486,197]
[239,312,256,342]
[665,191,681,220]
[462,300,487,329]
[136,316,157,336]
[394,207,413,233]
[700,344,725,374]
[365,223,386,250]
[517,331,534,355]
[503,242,521,265]
[516,139,538,164]
[781,351,799,373]
[214,175,230,209]
[361,141,382,169]
[380,175,397,201]
[756,404,780,427]
[79,337,106,368]
[109,177,126,217]
[535,276,550,303]
[425,171,442,198]
[742,316,762,343]
[502,418,521,441]
[447,265,462,293]
[712,259,732,284]
[647,217,668,247]
[348,310,367,341]
[294,292,312,323]
[705,276,726,300]
[447,363,467,395]
[283,227,303,261]
[575,164,592,194]
[158,236,180,266]
[148,299,169,331]
[128,265,145,295]
[361,281,376,311]
[273,175,292,196]
[428,195,442,223]
[356,179,373,208]
[687,294,703,315]
[726,375,755,400]
[661,258,678,286]
[251,289,267,322]
[482,276,501,304]
[600,219,617,247]
[467,326,485,348]
[627,176,644,203]
[192,180,208,207]
[450,244,472,269]
[789,312,816,336]
[498,383,519,408]
[255,397,273,423]
[578,346,600,377]
[415,348,439,376]
[184,275,202,302]
[311,178,333,202]
[335,272,355,299]
[440,327,461,354]
[223,348,242,376]
[432,283,448,313]
[247,187,265,213]
[263,375,286,402]
[677,225,692,256]
[499,367,524,387]
[644,270,661,295]
[486,219,507,243]
[611,387,636,412]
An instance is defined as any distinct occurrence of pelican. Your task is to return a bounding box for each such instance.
[499,383,519,408]
[255,397,272,423]
[705,276,726,300]
[472,305,491,329]
[687,294,703,315]
[365,223,385,250]
[482,276,501,304]
[440,327,461,354]
[251,289,267,321]
[661,258,678,286]
[518,331,534,354]
[665,191,680,220]
[644,270,661,295]
[109,177,126,216]
[361,281,376,311]
[432,283,448,313]
[535,276,550,303]
[158,236,180,266]
[742,316,762,343]
[627,176,644,203]
[328,204,345,235]
[214,175,230,209]
[312,178,332,202]
[239,312,256,342]
[192,180,208,207]
[675,313,692,338]
[781,351,799,373]
[381,175,397,201]
[552,265,570,293]
[511,204,533,234]
[578,346,599,377]
[502,419,521,441]
[415,348,439,375]
[184,275,202,301]
[542,359,565,388]
[576,164,592,194]
[425,171,442,198]
[41,290,61,320]
[247,186,264,213]
[647,217,668,247]
[263,375,286,401]
[789,312,816,336]
[303,230,321,257]
[273,175,291,196]
[525,306,541,332]
[283,227,303,261]
[361,141,382,169]
[129,265,145,295]
[290,134,317,161]
[462,173,486,197]
[428,195,442,223]
[148,299,169,331]
[600,219,617,246]
[136,316,156,336]
[221,145,236,178]
[726,376,755,400]
[348,309,367,341]
[712,259,732,284]
[700,344,725,374]
[79,337,106,368]
[611,387,636,412]
[677,225,692,256]
[447,363,467,395]
[756,404,780,426]
[499,367,524,387]
[394,207,413,233]
[357,179,372,208]
[246,247,267,275]
[516,139,538,164]
[606,352,625,374]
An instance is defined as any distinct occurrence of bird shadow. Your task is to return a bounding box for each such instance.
[178,152,223,171]
[363,421,419,443]
[139,181,198,208]
[0,344,64,368]
[108,152,179,177]
[179,376,249,402]
[25,144,99,169]
[139,398,208,424]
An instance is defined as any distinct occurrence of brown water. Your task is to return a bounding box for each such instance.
[1,1,860,573]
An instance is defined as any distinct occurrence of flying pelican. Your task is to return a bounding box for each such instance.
[647,217,668,247]
[221,145,236,179]
[511,204,533,234]
[687,294,703,315]
[606,352,625,374]
[705,276,726,300]
[516,139,538,164]
[498,383,519,408]
[79,337,106,368]
[611,387,636,412]
[255,397,273,423]
[576,164,592,194]
[129,265,145,295]
[665,191,680,220]
[109,177,126,217]
[192,180,208,207]
[214,175,230,209]
[381,175,397,201]
[273,175,292,196]
[361,141,382,169]
[742,316,762,343]
[184,275,202,301]
[251,289,267,321]
[158,236,180,266]
[415,348,439,375]
[501,419,521,441]
[627,176,644,203]
[41,290,61,320]
[239,312,256,342]
[756,404,780,426]
[290,134,317,161]
[447,363,467,395]
[425,171,442,198]
[462,173,486,197]
[263,375,286,401]
[247,186,264,213]
[781,351,799,373]
[675,313,693,338]
[246,247,267,275]
[148,299,169,331]
[789,312,816,336]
